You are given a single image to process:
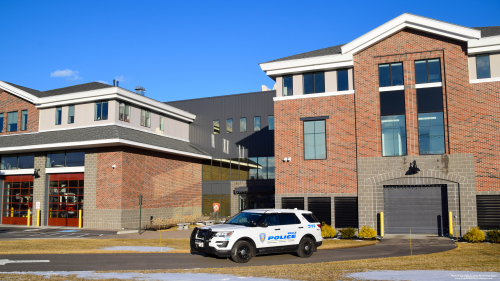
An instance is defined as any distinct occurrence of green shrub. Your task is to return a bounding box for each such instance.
[339,227,357,239]
[357,225,377,239]
[321,222,337,238]
[463,227,485,243]
[486,229,500,243]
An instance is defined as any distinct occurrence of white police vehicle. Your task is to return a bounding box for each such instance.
[190,209,323,263]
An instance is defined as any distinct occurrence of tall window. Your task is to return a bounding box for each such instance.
[283,76,293,96]
[303,72,325,94]
[418,112,445,155]
[160,116,164,131]
[415,59,441,84]
[140,109,151,127]
[119,102,131,122]
[254,116,261,131]
[68,105,75,124]
[304,120,326,160]
[226,118,233,133]
[0,113,3,133]
[213,120,220,134]
[7,112,17,132]
[337,69,349,91]
[268,116,274,130]
[94,101,108,121]
[55,107,62,125]
[21,110,27,130]
[379,62,403,87]
[240,117,246,132]
[380,90,407,156]
[476,54,491,79]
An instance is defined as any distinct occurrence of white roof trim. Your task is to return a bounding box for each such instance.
[260,54,353,76]
[342,14,481,55]
[0,139,211,159]
[0,81,39,103]
[468,35,500,55]
[0,169,35,176]
[46,167,85,174]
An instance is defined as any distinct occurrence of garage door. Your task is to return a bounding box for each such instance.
[383,185,448,234]
[308,197,331,225]
[282,197,304,210]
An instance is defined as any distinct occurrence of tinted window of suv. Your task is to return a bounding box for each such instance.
[302,213,319,223]
[262,214,280,226]
[280,213,301,225]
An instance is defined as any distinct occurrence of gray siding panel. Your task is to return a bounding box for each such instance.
[167,91,275,158]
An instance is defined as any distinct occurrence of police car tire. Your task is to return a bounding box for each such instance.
[297,237,314,258]
[231,240,253,263]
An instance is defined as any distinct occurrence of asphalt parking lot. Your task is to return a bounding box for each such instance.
[0,226,117,240]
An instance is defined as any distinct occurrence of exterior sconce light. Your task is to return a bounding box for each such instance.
[112,165,116,169]
[287,157,291,162]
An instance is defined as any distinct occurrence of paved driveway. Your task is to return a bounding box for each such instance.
[0,226,117,240]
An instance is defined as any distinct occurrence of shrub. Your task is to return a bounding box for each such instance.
[321,222,337,238]
[339,227,357,239]
[463,227,485,243]
[357,225,377,239]
[486,229,500,243]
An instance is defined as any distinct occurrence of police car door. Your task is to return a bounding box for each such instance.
[257,213,282,249]
[278,213,302,246]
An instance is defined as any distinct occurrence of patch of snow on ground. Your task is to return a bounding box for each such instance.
[347,270,499,281]
[100,246,174,252]
[5,271,295,280]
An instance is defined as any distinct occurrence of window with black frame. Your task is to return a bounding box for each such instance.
[7,111,17,132]
[283,76,293,96]
[304,120,326,160]
[416,85,445,155]
[0,113,4,133]
[55,107,62,125]
[94,101,108,121]
[476,54,491,79]
[303,72,325,94]
[379,62,403,87]
[380,91,407,156]
[0,154,35,170]
[415,59,441,84]
[21,110,28,130]
[46,151,85,168]
[119,102,130,122]
[213,120,220,134]
[337,69,349,91]
[68,105,75,124]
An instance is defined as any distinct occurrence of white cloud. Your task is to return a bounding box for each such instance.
[50,69,81,80]
[97,80,109,84]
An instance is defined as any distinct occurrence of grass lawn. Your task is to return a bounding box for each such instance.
[0,243,498,280]
[0,238,373,254]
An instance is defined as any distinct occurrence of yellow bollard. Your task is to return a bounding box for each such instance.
[159,224,162,252]
[380,212,384,237]
[27,210,31,226]
[11,207,14,217]
[449,212,453,237]
[37,209,40,227]
[78,210,82,228]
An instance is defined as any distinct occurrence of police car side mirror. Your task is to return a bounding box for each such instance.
[258,222,268,228]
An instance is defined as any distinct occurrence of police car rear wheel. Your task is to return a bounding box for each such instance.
[231,240,253,263]
[297,237,314,258]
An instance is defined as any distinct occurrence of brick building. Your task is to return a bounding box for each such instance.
[1,13,499,234]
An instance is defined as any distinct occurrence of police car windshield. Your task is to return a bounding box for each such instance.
[226,212,263,226]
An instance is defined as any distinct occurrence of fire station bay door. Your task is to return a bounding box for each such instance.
[383,184,449,235]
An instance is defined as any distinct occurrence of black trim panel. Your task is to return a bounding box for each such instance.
[300,116,329,121]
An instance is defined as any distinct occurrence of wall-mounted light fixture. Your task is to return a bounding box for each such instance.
[112,165,116,169]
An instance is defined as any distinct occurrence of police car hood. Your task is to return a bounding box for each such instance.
[200,224,250,232]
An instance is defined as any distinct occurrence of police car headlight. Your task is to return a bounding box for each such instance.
[214,231,234,238]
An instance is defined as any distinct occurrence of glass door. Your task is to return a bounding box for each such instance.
[2,175,33,225]
[48,173,84,227]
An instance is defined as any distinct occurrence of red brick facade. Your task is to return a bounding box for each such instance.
[275,95,357,194]
[96,146,202,209]
[0,90,39,135]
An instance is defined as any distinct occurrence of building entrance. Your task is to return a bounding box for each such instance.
[2,175,34,225]
[48,173,84,227]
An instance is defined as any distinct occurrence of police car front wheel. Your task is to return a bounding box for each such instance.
[297,237,314,258]
[231,240,253,263]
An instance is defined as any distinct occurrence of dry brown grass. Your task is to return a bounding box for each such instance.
[0,243,498,281]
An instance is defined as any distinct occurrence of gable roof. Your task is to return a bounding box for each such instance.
[3,81,112,98]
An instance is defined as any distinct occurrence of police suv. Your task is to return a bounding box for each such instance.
[190,209,323,263]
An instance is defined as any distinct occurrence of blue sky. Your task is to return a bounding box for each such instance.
[1,0,498,102]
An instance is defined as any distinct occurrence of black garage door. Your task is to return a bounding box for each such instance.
[282,197,304,210]
[383,185,449,234]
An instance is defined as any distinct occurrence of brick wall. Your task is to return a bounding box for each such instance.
[0,90,38,134]
[96,146,203,211]
[274,94,357,194]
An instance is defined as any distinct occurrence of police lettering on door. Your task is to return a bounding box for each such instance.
[267,232,296,242]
